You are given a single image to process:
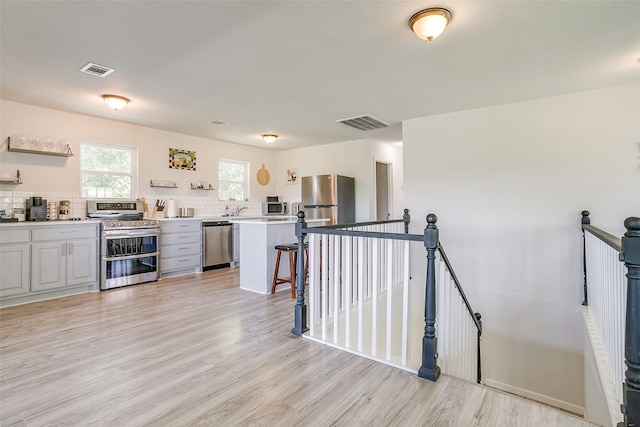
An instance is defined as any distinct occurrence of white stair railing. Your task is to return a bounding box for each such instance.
[294,213,482,385]
[582,212,626,426]
[436,251,481,384]
[585,232,626,404]
[306,223,415,371]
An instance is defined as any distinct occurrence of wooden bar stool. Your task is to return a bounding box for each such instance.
[272,243,308,298]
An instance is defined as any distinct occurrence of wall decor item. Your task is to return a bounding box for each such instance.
[257,164,270,186]
[286,168,298,184]
[169,148,196,170]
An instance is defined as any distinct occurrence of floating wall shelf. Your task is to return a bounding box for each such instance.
[150,179,178,188]
[0,169,21,185]
[7,136,73,157]
[190,182,214,190]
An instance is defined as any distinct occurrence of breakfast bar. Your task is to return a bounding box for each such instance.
[232,217,325,295]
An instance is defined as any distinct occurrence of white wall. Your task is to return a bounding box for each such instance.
[0,101,404,221]
[275,139,404,221]
[0,100,277,217]
[402,82,640,412]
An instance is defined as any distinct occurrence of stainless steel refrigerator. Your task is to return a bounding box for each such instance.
[301,174,355,225]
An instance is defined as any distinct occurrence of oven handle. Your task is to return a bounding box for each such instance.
[103,229,159,238]
[103,251,160,262]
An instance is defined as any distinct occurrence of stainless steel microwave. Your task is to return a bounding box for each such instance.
[262,202,287,215]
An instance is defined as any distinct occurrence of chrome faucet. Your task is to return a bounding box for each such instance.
[234,206,248,216]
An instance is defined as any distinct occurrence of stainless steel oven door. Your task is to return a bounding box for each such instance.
[101,228,159,290]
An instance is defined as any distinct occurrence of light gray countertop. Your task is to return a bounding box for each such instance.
[0,219,101,227]
[156,215,298,223]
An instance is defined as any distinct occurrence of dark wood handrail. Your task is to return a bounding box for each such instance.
[302,227,423,241]
[437,243,482,332]
[583,224,622,252]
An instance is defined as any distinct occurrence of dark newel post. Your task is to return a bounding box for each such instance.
[418,213,441,381]
[475,312,482,384]
[291,211,309,337]
[619,217,640,427]
[403,208,410,234]
[581,210,590,306]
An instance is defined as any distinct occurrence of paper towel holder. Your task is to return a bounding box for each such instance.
[166,198,178,218]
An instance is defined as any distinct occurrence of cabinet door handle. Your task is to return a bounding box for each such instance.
[59,230,78,234]
[68,242,73,255]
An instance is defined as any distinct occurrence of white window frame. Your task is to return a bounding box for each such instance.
[80,140,138,199]
[218,159,250,201]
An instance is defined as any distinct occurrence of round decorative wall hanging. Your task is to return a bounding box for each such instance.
[257,164,270,186]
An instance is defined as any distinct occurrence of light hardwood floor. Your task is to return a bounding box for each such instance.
[1,269,596,427]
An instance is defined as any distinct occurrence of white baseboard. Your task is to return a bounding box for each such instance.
[483,378,585,417]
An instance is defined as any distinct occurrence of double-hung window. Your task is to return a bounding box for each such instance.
[80,141,137,198]
[218,159,249,201]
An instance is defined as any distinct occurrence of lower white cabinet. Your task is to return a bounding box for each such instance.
[31,239,97,292]
[31,225,98,292]
[0,223,99,307]
[159,220,202,278]
[0,229,30,298]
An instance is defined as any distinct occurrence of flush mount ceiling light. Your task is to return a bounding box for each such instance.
[262,134,278,144]
[409,7,452,41]
[102,94,130,111]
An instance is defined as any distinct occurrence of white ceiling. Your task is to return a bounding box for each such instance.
[1,1,639,151]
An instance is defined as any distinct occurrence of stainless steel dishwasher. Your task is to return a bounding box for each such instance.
[202,221,233,270]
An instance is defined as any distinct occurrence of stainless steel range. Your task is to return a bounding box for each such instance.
[87,201,160,290]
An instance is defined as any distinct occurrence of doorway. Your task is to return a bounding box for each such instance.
[375,161,391,221]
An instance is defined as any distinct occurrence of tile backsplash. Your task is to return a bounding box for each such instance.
[0,191,263,219]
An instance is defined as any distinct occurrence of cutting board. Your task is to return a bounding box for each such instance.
[256,164,270,186]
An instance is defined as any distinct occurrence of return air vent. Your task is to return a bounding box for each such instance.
[335,114,390,131]
[80,62,115,77]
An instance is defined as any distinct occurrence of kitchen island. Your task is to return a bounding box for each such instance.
[231,217,326,295]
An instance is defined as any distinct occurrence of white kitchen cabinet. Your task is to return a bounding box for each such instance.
[0,228,30,298]
[0,222,99,307]
[31,241,65,291]
[31,225,97,293]
[159,220,202,278]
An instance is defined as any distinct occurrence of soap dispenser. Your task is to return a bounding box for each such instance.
[224,206,229,217]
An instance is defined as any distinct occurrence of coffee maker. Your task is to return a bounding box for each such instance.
[26,196,47,221]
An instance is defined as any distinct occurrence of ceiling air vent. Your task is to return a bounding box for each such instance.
[336,114,390,131]
[209,120,231,126]
[80,62,115,77]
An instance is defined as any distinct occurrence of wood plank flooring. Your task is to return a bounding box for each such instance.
[1,269,595,426]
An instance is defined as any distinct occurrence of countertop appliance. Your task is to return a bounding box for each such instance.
[262,201,287,215]
[301,174,355,225]
[202,220,233,270]
[26,196,47,221]
[87,200,160,290]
